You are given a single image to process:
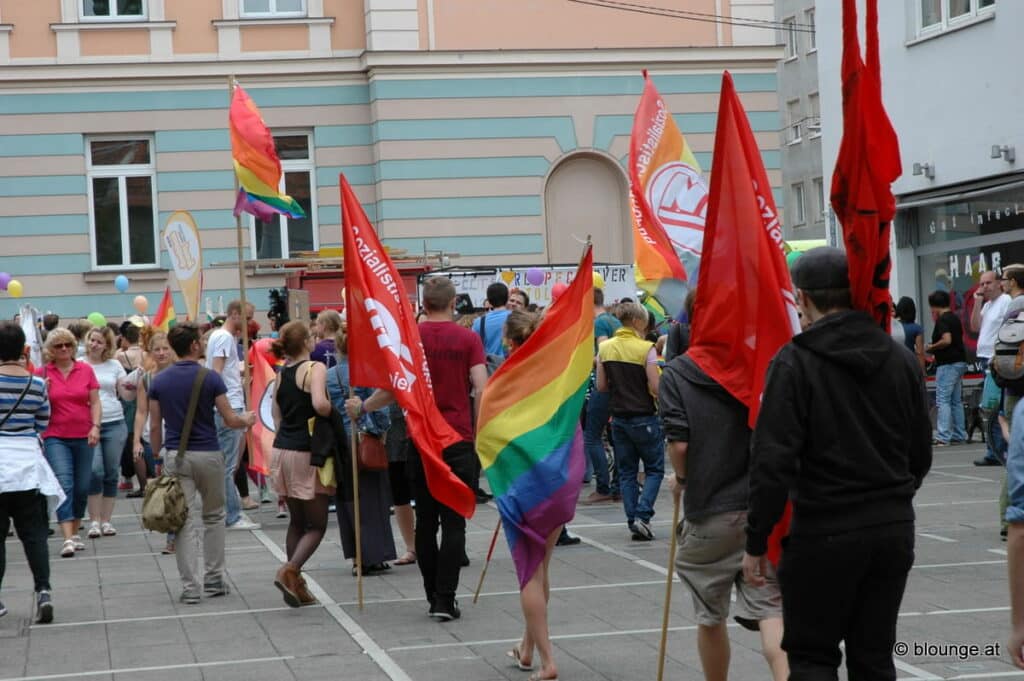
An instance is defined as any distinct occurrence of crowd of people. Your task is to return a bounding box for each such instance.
[2,250,1023,678]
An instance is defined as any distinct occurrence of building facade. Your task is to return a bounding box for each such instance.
[817,0,1014,351]
[0,0,782,321]
[774,0,824,240]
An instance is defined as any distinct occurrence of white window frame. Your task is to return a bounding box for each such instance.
[792,183,806,226]
[917,0,995,36]
[79,0,148,22]
[805,8,816,52]
[248,131,318,260]
[239,0,307,18]
[782,16,798,60]
[787,99,802,145]
[812,177,826,218]
[86,136,159,270]
[807,92,821,138]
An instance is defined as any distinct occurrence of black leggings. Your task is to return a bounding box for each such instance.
[0,490,50,593]
[284,494,330,569]
[234,440,250,498]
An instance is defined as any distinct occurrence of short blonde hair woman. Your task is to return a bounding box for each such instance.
[311,309,343,368]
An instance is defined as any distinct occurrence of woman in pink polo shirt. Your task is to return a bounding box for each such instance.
[38,328,101,558]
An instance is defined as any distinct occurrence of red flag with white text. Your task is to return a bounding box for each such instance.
[687,71,800,564]
[340,174,475,519]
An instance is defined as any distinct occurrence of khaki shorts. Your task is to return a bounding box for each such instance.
[674,510,782,627]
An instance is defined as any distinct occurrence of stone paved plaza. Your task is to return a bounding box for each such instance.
[0,441,1017,681]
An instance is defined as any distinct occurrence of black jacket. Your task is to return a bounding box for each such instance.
[659,355,751,521]
[745,310,932,555]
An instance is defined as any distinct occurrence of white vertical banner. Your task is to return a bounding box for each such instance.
[163,210,203,322]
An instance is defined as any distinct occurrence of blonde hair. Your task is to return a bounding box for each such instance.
[504,310,540,350]
[86,326,116,362]
[615,302,649,328]
[316,309,343,338]
[43,328,76,364]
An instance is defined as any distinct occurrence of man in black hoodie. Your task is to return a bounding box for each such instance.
[742,247,932,681]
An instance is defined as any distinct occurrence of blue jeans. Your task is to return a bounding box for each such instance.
[216,408,243,525]
[44,437,93,523]
[1006,399,1024,525]
[935,362,967,443]
[611,415,665,525]
[90,420,128,497]
[584,390,618,496]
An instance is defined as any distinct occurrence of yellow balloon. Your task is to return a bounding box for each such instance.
[7,280,22,298]
[592,272,605,290]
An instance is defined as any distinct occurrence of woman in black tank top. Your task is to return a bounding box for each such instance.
[269,321,332,608]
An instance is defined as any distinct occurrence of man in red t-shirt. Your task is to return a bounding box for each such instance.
[348,277,486,621]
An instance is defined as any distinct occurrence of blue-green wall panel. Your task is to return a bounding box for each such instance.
[594,111,781,150]
[157,170,235,192]
[318,165,375,187]
[0,175,86,197]
[378,157,550,181]
[378,196,542,220]
[319,202,378,226]
[374,117,577,152]
[383,234,544,257]
[0,253,90,275]
[156,209,237,230]
[0,134,84,158]
[314,125,373,148]
[155,130,231,153]
[0,214,89,237]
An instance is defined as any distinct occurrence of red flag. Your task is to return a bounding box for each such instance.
[247,338,279,476]
[687,71,800,565]
[831,0,901,331]
[339,174,475,519]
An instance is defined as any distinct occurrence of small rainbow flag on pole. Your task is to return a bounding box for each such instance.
[229,84,305,222]
[152,286,177,332]
[476,245,594,588]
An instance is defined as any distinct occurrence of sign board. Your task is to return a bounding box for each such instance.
[287,288,310,323]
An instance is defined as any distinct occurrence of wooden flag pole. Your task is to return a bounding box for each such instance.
[227,75,251,399]
[473,518,502,604]
[656,492,682,681]
[350,425,364,610]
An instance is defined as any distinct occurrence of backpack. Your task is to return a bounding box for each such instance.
[477,312,505,376]
[991,312,1024,384]
[141,474,188,534]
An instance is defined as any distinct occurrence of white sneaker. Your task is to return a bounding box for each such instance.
[226,514,260,531]
[87,522,101,539]
[72,534,86,550]
[100,522,117,536]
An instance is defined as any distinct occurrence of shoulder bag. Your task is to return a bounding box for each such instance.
[141,367,208,533]
[331,363,388,471]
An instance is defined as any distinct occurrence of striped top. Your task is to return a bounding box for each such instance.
[0,374,50,437]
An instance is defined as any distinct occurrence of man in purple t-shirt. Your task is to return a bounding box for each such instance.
[149,323,254,604]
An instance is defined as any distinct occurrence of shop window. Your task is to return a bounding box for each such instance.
[87,138,158,269]
[250,133,317,260]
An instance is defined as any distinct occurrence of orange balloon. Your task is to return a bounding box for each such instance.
[133,295,149,314]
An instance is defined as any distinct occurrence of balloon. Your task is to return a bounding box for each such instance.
[114,275,130,293]
[6,280,22,298]
[526,267,545,286]
[0,272,10,291]
[551,282,569,301]
[500,270,515,285]
[87,312,106,327]
[133,295,149,314]
[786,250,803,268]
[592,271,605,290]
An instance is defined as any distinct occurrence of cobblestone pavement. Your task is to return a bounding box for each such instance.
[0,441,1016,680]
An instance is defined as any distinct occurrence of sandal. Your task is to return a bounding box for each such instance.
[507,646,533,671]
[393,552,417,566]
[60,539,76,558]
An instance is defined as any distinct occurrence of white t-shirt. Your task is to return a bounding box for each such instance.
[89,359,126,423]
[977,293,1011,359]
[205,328,244,409]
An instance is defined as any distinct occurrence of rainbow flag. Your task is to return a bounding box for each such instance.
[152,286,177,332]
[229,84,305,221]
[476,246,594,588]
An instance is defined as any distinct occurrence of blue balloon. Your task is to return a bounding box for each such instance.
[114,275,130,293]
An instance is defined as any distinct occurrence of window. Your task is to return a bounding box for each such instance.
[805,8,816,50]
[807,92,821,137]
[787,99,802,144]
[251,134,317,260]
[81,0,146,20]
[87,139,158,269]
[782,17,798,58]
[918,0,995,35]
[813,177,826,218]
[240,0,306,17]
[791,183,806,226]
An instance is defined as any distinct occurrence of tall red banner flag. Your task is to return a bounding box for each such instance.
[339,174,475,519]
[831,0,901,331]
[247,338,279,476]
[688,71,801,564]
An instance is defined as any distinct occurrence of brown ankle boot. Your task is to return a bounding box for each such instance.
[274,563,301,608]
[295,575,318,606]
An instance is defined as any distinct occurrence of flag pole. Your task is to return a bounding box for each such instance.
[473,518,502,604]
[656,492,681,681]
[350,425,364,610]
[228,75,252,400]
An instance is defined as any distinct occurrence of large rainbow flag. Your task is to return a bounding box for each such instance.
[476,246,594,588]
[229,84,305,221]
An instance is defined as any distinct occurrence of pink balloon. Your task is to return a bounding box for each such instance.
[551,282,569,301]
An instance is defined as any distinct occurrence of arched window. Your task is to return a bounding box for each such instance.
[544,153,631,264]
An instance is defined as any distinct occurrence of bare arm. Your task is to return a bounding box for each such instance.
[271,372,282,432]
[914,335,926,371]
[215,393,255,429]
[970,295,984,332]
[345,388,396,419]
[308,362,332,417]
[133,381,149,455]
[149,400,163,455]
[926,332,952,353]
[645,349,660,396]
[210,356,226,374]
[88,388,101,446]
[469,363,488,432]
